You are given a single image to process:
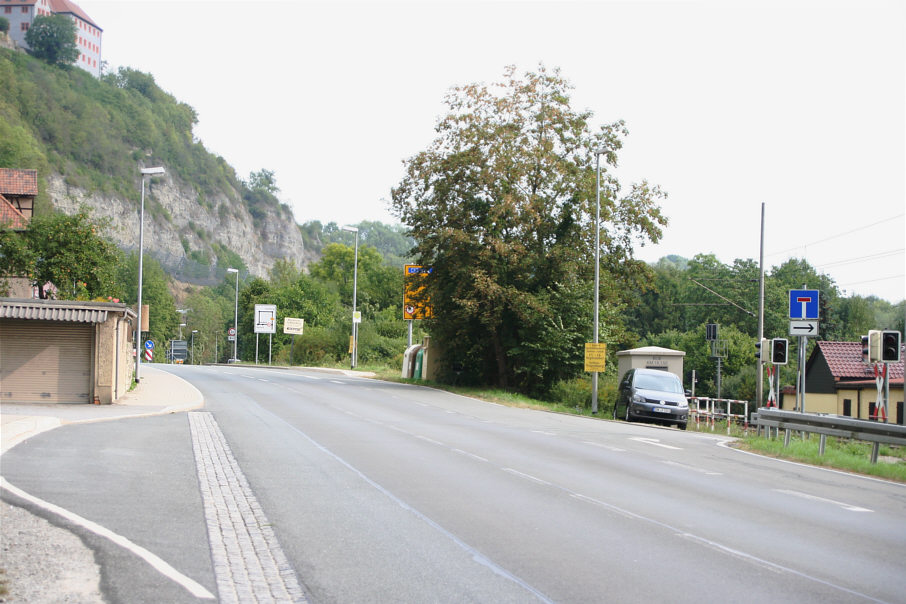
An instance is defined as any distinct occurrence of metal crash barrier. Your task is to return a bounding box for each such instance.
[754,408,906,464]
[689,397,750,434]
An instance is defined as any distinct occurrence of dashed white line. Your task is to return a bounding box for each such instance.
[773,489,873,513]
[629,437,682,450]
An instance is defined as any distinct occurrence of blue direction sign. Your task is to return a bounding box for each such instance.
[144,339,154,350]
[789,289,819,320]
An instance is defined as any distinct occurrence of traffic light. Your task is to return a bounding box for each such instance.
[881,330,901,362]
[771,338,788,365]
[861,334,870,364]
[868,330,882,363]
[755,338,768,362]
[706,323,719,341]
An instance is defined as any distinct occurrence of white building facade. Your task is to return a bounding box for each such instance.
[3,0,102,77]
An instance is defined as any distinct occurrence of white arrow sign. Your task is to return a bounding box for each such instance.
[789,321,819,337]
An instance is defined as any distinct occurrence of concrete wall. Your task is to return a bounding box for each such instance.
[93,312,133,404]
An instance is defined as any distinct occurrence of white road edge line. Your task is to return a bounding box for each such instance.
[0,477,215,600]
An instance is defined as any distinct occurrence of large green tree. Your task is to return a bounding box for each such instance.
[391,65,667,395]
[0,209,119,299]
[25,15,78,68]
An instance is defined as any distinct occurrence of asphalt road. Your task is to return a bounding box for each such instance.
[3,364,905,603]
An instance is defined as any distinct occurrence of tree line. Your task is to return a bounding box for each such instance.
[2,60,902,413]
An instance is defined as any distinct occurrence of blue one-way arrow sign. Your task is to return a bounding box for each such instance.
[789,289,819,320]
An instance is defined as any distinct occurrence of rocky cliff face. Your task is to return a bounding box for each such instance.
[48,172,315,282]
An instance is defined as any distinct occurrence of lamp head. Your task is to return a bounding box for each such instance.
[226,268,239,273]
[141,166,165,176]
[341,225,358,233]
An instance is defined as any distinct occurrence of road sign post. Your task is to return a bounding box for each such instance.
[789,289,819,412]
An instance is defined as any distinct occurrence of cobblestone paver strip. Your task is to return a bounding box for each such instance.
[189,411,308,603]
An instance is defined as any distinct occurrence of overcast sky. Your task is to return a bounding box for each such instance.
[78,0,904,303]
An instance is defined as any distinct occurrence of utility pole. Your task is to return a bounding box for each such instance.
[756,203,766,408]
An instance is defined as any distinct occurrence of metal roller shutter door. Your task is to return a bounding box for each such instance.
[0,319,93,403]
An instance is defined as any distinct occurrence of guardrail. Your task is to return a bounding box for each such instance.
[689,397,750,434]
[753,408,906,463]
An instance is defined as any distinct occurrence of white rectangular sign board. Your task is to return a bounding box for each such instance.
[254,304,277,334]
[789,320,819,337]
[283,317,304,335]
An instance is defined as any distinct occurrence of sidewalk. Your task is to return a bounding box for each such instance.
[0,364,204,455]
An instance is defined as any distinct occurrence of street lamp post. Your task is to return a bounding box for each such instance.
[191,329,198,364]
[341,226,359,368]
[227,268,239,362]
[592,150,606,415]
[135,166,165,382]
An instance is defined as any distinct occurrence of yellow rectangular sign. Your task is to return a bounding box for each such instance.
[585,342,607,372]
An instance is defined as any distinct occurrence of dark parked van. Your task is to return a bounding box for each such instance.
[613,368,690,429]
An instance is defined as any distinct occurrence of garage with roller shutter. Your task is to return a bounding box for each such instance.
[0,299,136,404]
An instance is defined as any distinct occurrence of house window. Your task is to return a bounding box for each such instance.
[868,402,877,421]
[20,22,28,31]
[3,7,10,13]
[842,399,851,417]
[898,401,904,426]
[21,6,27,12]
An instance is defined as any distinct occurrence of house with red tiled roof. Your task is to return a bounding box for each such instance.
[788,340,905,425]
[0,194,29,230]
[0,168,37,220]
[3,0,102,77]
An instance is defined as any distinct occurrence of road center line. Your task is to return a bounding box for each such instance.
[0,477,215,600]
[252,406,555,604]
[629,437,683,450]
[773,489,873,512]
[188,412,308,603]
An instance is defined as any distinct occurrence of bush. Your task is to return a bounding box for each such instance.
[549,376,619,415]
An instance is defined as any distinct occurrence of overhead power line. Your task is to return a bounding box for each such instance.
[766,213,905,258]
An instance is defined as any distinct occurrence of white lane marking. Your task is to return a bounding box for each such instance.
[629,437,682,450]
[583,441,626,452]
[531,431,556,436]
[330,380,345,385]
[452,449,489,463]
[773,489,873,513]
[416,435,444,446]
[564,486,882,602]
[0,477,215,600]
[258,409,555,604]
[502,468,553,487]
[662,460,722,476]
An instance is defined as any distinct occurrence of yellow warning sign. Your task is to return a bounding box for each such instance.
[584,343,607,372]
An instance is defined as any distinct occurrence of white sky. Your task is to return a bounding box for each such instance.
[78,0,905,303]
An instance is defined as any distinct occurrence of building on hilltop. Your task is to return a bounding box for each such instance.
[3,0,102,77]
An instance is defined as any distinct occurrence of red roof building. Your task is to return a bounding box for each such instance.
[0,194,30,230]
[794,340,905,424]
[0,168,37,220]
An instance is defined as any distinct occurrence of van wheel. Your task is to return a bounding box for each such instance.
[625,405,632,423]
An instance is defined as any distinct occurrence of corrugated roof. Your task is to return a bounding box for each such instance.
[0,169,39,197]
[0,299,134,323]
[0,194,29,230]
